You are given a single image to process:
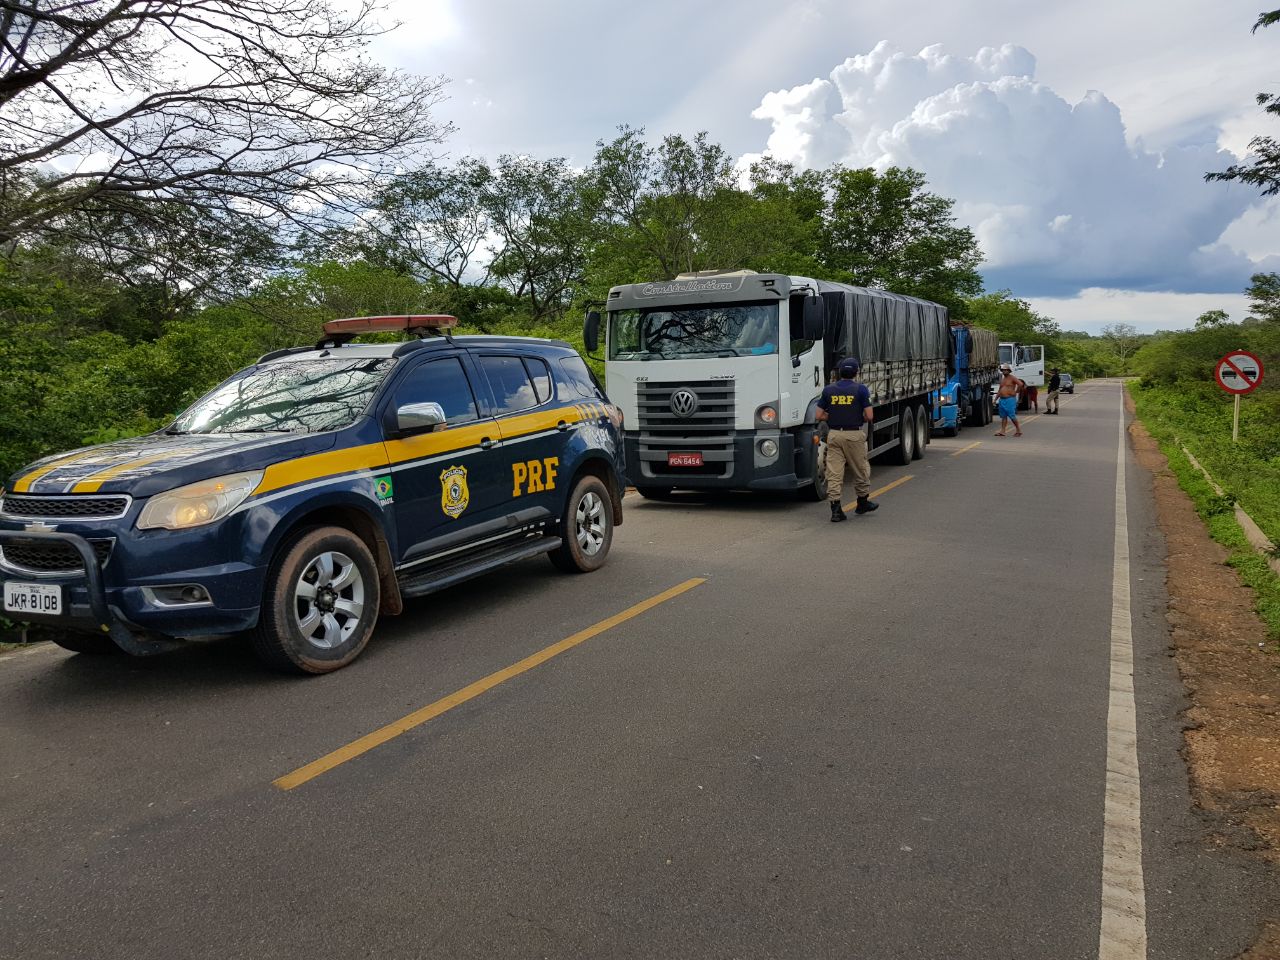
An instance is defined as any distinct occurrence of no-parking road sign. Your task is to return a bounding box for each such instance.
[1215,350,1264,395]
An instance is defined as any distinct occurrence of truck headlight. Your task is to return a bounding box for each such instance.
[137,471,263,531]
[755,404,778,427]
[759,439,779,458]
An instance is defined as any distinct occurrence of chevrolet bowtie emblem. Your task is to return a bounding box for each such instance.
[24,521,57,533]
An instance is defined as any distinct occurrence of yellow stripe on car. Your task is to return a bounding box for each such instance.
[13,448,108,493]
[72,448,205,493]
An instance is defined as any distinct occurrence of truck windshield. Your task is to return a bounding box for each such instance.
[168,358,398,435]
[609,302,780,360]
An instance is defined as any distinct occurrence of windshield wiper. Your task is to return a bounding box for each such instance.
[163,428,188,435]
[233,427,294,433]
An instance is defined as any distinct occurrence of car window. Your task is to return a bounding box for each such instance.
[556,355,605,400]
[391,356,478,425]
[524,357,553,403]
[479,356,540,415]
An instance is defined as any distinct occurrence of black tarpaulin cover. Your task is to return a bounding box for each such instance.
[815,281,950,364]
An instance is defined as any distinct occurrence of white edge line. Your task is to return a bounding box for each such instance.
[1099,384,1147,959]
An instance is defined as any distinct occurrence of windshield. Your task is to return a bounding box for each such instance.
[609,301,781,360]
[169,358,397,435]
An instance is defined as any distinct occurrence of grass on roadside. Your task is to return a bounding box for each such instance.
[1129,383,1280,643]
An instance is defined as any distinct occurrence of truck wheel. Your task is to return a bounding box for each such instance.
[913,404,928,458]
[50,632,121,655]
[892,407,915,465]
[550,475,614,573]
[252,526,380,674]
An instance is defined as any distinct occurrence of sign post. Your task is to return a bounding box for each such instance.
[1214,350,1264,443]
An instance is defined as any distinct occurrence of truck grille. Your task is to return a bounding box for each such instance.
[636,380,736,479]
[636,380,736,436]
[1,494,131,520]
[0,539,113,574]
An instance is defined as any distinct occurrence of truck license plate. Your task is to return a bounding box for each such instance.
[667,452,703,467]
[3,581,62,616]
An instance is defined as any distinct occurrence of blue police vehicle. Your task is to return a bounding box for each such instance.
[0,316,626,673]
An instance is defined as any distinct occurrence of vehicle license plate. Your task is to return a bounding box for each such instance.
[667,452,704,467]
[3,581,62,616]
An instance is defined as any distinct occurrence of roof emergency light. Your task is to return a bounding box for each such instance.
[318,314,459,348]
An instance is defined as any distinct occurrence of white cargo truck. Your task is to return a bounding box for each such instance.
[583,271,951,500]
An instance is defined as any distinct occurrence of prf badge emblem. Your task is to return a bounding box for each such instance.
[440,465,469,519]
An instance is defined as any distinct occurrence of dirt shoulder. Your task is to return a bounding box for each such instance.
[1129,408,1280,958]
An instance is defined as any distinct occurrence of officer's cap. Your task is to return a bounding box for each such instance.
[838,358,860,376]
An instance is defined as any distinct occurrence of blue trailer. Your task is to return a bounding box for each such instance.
[931,324,999,436]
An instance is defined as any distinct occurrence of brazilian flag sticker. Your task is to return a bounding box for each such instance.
[375,475,394,501]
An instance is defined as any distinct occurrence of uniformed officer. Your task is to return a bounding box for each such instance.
[815,357,878,523]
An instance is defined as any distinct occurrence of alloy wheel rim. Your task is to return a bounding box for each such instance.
[575,491,607,556]
[293,550,365,649]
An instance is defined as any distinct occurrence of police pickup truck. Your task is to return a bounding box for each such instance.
[0,316,626,673]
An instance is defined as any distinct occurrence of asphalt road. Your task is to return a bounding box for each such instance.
[0,380,1271,959]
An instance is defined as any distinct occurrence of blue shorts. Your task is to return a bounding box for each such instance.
[997,396,1018,420]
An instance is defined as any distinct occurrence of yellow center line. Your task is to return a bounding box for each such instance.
[843,473,913,511]
[951,441,982,457]
[273,577,708,791]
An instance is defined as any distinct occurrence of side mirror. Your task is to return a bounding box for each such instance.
[396,401,446,436]
[802,298,824,340]
[583,310,601,354]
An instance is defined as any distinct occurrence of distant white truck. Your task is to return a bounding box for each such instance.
[993,341,1045,411]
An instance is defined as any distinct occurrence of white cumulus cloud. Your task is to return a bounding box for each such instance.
[746,41,1280,297]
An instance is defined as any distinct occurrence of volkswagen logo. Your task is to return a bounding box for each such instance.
[670,388,700,418]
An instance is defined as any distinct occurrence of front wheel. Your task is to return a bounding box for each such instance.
[550,475,614,573]
[252,526,380,674]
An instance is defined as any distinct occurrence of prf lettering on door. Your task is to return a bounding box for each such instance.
[512,457,559,496]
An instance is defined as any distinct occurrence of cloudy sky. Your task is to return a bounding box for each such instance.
[376,0,1279,334]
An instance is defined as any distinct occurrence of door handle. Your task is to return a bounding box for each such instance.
[557,420,569,432]
[480,438,494,450]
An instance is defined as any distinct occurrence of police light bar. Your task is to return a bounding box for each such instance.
[318,314,459,348]
[323,315,458,336]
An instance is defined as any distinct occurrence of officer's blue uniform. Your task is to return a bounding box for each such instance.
[817,359,878,521]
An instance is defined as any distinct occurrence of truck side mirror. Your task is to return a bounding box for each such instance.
[583,311,601,355]
[802,298,824,340]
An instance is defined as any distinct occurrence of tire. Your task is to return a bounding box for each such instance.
[634,485,675,501]
[252,526,380,674]
[891,407,915,465]
[913,404,927,458]
[550,475,614,574]
[50,632,121,655]
[799,436,825,501]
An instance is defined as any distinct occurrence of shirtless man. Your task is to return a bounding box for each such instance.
[995,363,1024,437]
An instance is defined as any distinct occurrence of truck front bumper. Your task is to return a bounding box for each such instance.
[624,428,819,492]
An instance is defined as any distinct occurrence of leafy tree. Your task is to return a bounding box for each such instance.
[818,166,984,316]
[1101,322,1142,368]
[963,290,1059,345]
[1195,309,1231,329]
[1205,10,1280,195]
[0,0,451,248]
[589,127,741,281]
[479,155,598,323]
[365,160,492,288]
[1247,272,1280,323]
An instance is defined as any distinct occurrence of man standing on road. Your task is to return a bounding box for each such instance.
[816,358,878,522]
[1046,368,1061,414]
[995,363,1024,437]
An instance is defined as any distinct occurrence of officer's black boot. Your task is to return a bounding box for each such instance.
[854,496,879,515]
[829,500,847,523]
